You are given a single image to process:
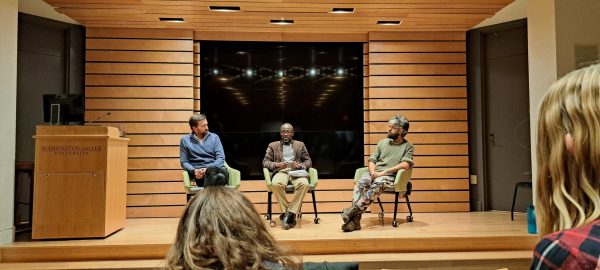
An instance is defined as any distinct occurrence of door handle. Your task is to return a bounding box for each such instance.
[489,132,496,145]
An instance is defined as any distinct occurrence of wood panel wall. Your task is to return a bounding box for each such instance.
[84,28,469,218]
[85,28,194,217]
[366,31,469,213]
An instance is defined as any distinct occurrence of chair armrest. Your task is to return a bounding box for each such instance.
[394,168,412,193]
[263,168,273,192]
[182,171,192,192]
[308,167,319,188]
[354,167,368,183]
[226,166,241,189]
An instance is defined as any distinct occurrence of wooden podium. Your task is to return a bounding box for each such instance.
[32,125,129,239]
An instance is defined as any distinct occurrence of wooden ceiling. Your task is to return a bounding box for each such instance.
[44,0,514,33]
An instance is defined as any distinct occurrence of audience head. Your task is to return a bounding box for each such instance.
[166,187,299,270]
[280,123,294,144]
[536,64,600,236]
[189,114,208,137]
[388,115,409,139]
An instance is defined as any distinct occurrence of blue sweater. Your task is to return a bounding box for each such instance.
[180,131,225,174]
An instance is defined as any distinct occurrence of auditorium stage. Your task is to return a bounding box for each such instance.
[0,212,538,269]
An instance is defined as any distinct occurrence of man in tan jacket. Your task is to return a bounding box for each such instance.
[262,123,312,230]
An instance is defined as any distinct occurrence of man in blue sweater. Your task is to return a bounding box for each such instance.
[180,114,228,187]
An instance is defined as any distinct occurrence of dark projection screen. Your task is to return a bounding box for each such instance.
[200,41,363,179]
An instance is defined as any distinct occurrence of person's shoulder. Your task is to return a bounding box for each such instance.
[377,138,390,145]
[180,133,192,141]
[534,221,600,268]
[268,141,280,148]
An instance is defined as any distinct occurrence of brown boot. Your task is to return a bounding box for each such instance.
[341,205,361,224]
[353,211,362,231]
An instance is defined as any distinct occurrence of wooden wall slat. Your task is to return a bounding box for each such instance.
[127,135,182,146]
[368,99,467,109]
[369,53,465,64]
[369,75,466,87]
[86,39,193,51]
[86,74,193,87]
[128,158,180,170]
[369,31,465,41]
[127,182,184,194]
[129,146,179,158]
[86,87,193,98]
[368,110,467,121]
[86,51,193,63]
[368,87,466,98]
[86,63,194,75]
[86,98,193,110]
[87,28,193,39]
[85,111,191,122]
[104,123,189,134]
[128,170,182,182]
[369,64,466,75]
[412,168,469,179]
[369,41,466,53]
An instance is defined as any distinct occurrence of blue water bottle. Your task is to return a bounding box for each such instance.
[527,204,537,234]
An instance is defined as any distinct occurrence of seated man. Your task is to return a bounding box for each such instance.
[262,123,312,230]
[180,114,229,187]
[341,115,414,232]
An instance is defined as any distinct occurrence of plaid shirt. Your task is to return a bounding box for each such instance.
[531,219,600,270]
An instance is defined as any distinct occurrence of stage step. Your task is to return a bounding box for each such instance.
[0,251,532,270]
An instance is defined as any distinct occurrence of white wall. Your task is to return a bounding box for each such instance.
[555,0,600,77]
[527,0,558,199]
[19,0,79,25]
[0,0,19,244]
[473,0,527,29]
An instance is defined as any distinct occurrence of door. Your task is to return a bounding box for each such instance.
[483,22,532,212]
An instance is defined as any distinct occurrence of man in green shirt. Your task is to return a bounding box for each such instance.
[341,115,414,232]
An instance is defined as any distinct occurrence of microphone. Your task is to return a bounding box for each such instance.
[87,112,112,125]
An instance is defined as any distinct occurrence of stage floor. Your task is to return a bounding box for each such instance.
[0,211,539,264]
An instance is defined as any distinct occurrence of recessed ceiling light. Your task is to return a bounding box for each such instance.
[209,6,241,12]
[330,8,354,14]
[270,19,294,25]
[377,20,402,25]
[159,17,184,23]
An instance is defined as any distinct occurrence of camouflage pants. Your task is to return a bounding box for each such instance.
[353,172,395,212]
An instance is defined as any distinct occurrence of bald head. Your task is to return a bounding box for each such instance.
[280,123,294,144]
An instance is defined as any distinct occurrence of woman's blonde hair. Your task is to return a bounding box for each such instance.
[536,64,600,236]
[166,187,300,270]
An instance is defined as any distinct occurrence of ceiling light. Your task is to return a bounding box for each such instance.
[330,8,354,14]
[377,20,402,25]
[209,6,241,12]
[271,19,294,25]
[159,18,184,23]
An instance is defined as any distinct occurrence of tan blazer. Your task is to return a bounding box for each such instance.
[262,140,312,173]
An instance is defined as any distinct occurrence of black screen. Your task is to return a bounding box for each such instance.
[200,41,363,179]
[43,94,84,124]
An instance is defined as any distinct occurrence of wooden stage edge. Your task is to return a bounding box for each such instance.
[0,212,539,267]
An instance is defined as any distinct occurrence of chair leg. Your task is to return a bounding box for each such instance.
[511,183,519,221]
[392,192,399,227]
[311,190,319,224]
[405,193,413,222]
[267,191,272,221]
[377,197,385,218]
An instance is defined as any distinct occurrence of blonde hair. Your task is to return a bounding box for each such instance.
[166,187,300,270]
[536,64,600,236]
